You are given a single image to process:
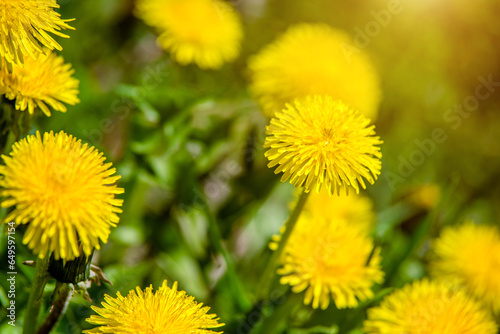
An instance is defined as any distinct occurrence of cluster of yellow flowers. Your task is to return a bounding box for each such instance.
[363,221,500,333]
[249,16,499,334]
[252,21,385,315]
[1,1,499,334]
[0,1,224,333]
[0,0,79,116]
[0,1,121,263]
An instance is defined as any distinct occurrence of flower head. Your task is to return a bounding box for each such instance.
[274,214,384,310]
[0,0,74,68]
[363,279,498,334]
[135,0,243,69]
[249,23,381,118]
[0,51,79,116]
[0,131,124,261]
[264,95,382,194]
[84,280,224,333]
[302,189,376,232]
[429,222,500,313]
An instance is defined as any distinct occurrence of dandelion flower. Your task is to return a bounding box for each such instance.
[249,23,381,118]
[0,0,74,67]
[0,131,124,261]
[302,189,376,232]
[135,0,243,69]
[0,51,79,116]
[264,95,382,195]
[363,279,498,334]
[429,222,500,313]
[275,214,384,310]
[84,280,224,333]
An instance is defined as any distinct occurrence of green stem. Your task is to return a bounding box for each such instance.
[36,283,72,334]
[0,98,13,154]
[23,256,51,334]
[0,97,32,154]
[258,189,309,299]
[254,291,301,334]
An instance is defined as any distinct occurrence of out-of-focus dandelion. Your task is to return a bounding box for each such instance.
[249,23,380,118]
[270,214,383,310]
[0,0,74,68]
[84,280,224,333]
[429,221,500,313]
[135,0,243,69]
[363,279,498,334]
[302,189,376,232]
[264,95,382,195]
[0,131,124,261]
[0,51,79,116]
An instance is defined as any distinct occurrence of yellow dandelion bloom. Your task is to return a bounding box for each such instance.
[364,279,498,334]
[0,0,74,67]
[264,95,382,195]
[0,51,79,116]
[135,0,243,69]
[84,280,224,333]
[0,131,124,261]
[275,214,384,310]
[429,222,500,313]
[303,188,376,232]
[269,190,375,251]
[249,23,381,118]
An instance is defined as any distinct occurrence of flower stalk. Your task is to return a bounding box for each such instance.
[254,291,301,334]
[22,256,51,334]
[258,189,309,299]
[36,283,72,334]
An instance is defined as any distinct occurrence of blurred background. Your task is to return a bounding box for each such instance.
[1,0,500,332]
